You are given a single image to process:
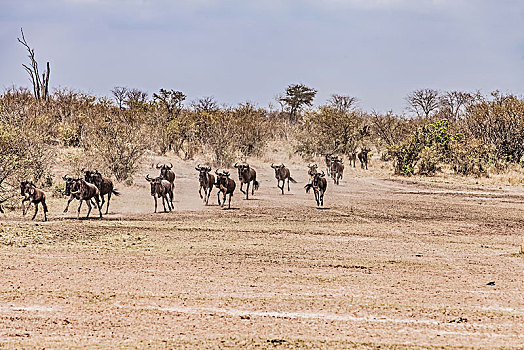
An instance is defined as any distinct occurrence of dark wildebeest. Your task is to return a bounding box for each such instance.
[215,170,236,209]
[304,170,327,207]
[234,163,259,200]
[63,175,87,213]
[358,148,370,170]
[195,164,215,205]
[145,175,173,213]
[157,163,175,205]
[348,150,357,168]
[20,181,48,221]
[324,154,333,177]
[330,156,344,185]
[84,170,119,214]
[271,163,297,194]
[68,178,103,219]
[307,164,318,182]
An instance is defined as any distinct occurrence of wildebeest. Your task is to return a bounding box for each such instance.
[84,170,119,214]
[20,181,48,221]
[358,148,370,170]
[65,178,103,219]
[348,150,357,168]
[307,164,318,182]
[157,163,176,185]
[145,175,173,213]
[324,154,333,177]
[271,163,297,194]
[304,170,327,207]
[234,163,259,199]
[330,156,344,185]
[215,170,236,209]
[195,164,215,205]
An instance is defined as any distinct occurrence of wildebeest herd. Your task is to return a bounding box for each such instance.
[16,152,370,221]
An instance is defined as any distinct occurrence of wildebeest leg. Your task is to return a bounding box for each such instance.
[154,196,158,213]
[31,202,38,220]
[245,183,250,199]
[22,198,30,216]
[228,193,232,209]
[85,200,93,218]
[42,198,48,221]
[105,192,111,215]
[64,196,75,213]
[199,186,203,200]
[77,200,83,219]
[277,180,283,194]
[99,194,105,213]
[240,182,245,195]
[162,195,167,212]
[222,192,226,207]
[205,187,211,205]
[217,191,222,206]
[287,178,290,192]
[94,195,102,218]
[320,191,324,206]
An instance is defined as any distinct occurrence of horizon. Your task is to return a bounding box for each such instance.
[1,0,523,113]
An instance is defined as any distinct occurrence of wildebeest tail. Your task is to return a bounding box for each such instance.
[304,183,313,193]
[112,189,120,196]
[289,177,297,183]
[254,180,259,190]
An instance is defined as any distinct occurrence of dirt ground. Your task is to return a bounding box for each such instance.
[0,158,523,349]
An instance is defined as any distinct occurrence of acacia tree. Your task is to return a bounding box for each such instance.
[280,84,317,123]
[406,88,439,118]
[17,28,50,101]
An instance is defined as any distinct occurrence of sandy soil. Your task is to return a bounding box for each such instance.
[0,158,523,349]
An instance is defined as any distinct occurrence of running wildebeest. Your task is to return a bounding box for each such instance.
[145,175,173,213]
[307,164,318,182]
[84,169,119,214]
[157,163,175,205]
[215,170,236,209]
[66,178,103,219]
[271,163,297,194]
[195,164,215,205]
[234,163,259,199]
[358,148,370,170]
[20,181,48,221]
[304,170,327,207]
[330,156,344,185]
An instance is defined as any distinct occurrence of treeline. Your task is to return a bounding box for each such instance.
[1,84,524,205]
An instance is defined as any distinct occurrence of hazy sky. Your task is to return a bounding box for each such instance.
[1,0,523,112]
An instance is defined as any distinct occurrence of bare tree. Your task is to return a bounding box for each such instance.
[17,28,50,101]
[406,88,439,118]
[191,96,218,112]
[439,90,477,120]
[111,87,128,110]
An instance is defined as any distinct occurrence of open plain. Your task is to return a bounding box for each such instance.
[0,160,523,349]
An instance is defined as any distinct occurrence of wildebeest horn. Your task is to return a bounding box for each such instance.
[223,171,230,176]
[205,166,211,171]
[215,169,220,175]
[271,163,275,168]
[156,163,161,169]
[63,175,68,180]
[168,163,173,169]
[146,174,152,181]
[320,170,325,177]
[234,162,239,168]
[314,164,317,167]
[195,164,201,171]
[281,163,284,167]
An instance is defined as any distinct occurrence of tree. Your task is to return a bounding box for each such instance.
[111,87,128,110]
[17,28,50,101]
[329,94,358,113]
[438,90,477,121]
[280,84,317,123]
[153,89,186,118]
[406,88,439,118]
